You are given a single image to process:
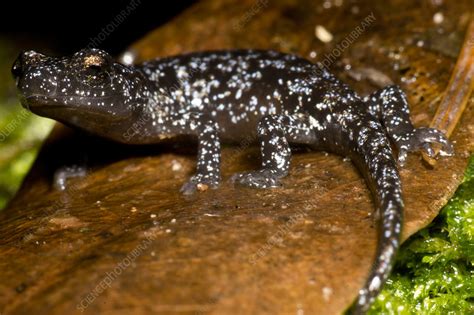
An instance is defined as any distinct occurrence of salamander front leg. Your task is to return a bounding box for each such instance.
[231,114,316,188]
[179,115,221,195]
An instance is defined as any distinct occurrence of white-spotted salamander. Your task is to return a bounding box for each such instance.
[12,48,453,314]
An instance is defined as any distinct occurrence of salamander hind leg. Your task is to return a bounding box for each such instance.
[231,114,317,189]
[365,85,454,166]
[394,127,454,166]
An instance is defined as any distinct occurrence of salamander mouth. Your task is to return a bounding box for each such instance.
[21,95,130,121]
[22,95,68,109]
[23,94,120,107]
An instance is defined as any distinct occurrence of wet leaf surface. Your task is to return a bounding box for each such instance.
[0,0,472,314]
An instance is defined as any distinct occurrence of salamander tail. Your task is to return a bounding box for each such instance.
[348,129,404,314]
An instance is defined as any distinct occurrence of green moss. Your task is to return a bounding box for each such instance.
[369,155,474,314]
[0,39,54,209]
[0,106,53,209]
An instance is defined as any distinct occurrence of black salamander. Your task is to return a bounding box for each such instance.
[12,48,453,313]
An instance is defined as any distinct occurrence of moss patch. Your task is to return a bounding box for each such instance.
[369,155,474,314]
[0,39,54,209]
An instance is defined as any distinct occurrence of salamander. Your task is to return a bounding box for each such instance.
[12,48,453,314]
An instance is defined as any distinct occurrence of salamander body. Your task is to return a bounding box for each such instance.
[12,48,453,313]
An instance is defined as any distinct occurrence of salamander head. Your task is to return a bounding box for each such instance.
[12,49,150,131]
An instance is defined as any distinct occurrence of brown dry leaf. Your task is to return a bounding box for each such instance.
[0,1,472,314]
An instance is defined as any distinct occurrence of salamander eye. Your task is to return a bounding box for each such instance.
[84,63,103,77]
[80,55,111,86]
[84,54,107,68]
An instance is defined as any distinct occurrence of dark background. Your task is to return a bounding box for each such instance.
[1,0,197,55]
